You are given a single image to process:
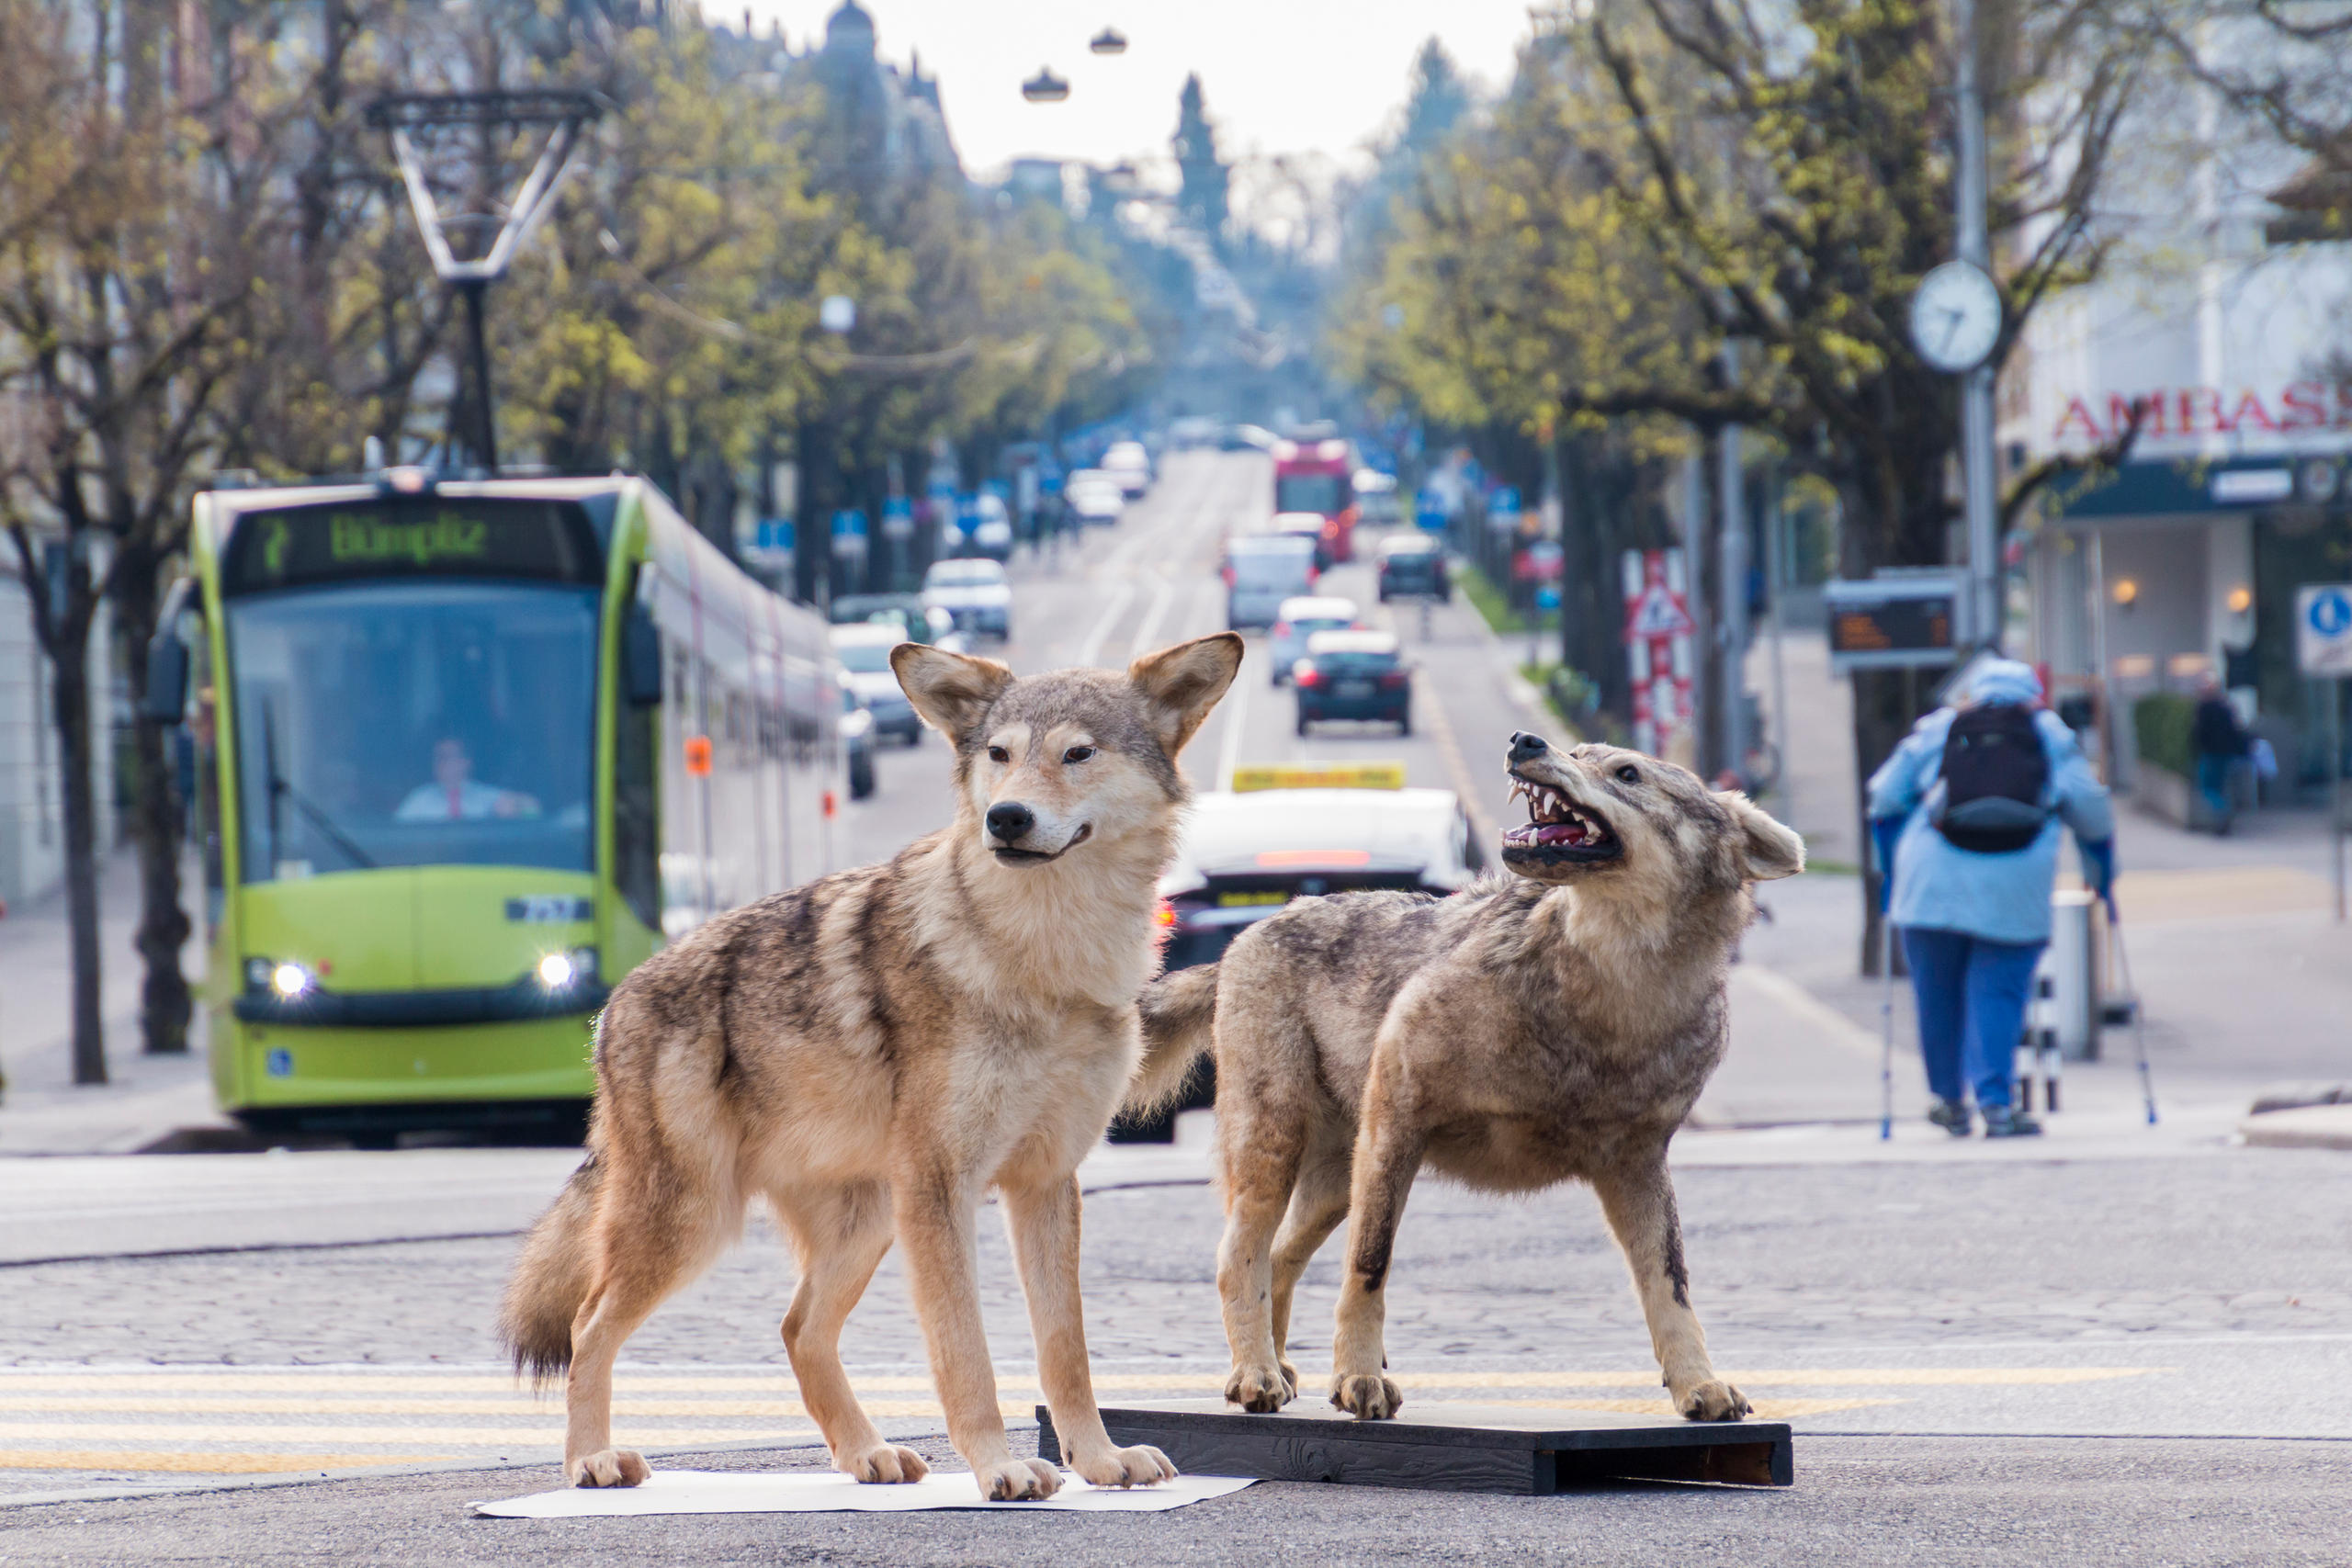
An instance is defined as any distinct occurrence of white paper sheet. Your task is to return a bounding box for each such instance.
[473,1469,1256,1517]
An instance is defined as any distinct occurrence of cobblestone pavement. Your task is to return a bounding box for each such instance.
[6,1156,2344,1371]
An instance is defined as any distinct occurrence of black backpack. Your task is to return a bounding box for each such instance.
[1935,704,2050,853]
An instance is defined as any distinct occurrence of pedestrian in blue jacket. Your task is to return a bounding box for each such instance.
[1867,660,2115,1137]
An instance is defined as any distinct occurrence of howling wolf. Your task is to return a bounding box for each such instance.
[501,634,1242,1498]
[1129,729,1804,1424]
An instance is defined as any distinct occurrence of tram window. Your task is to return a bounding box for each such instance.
[614,698,660,931]
[224,581,599,878]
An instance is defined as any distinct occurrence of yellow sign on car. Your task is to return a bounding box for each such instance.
[1230,761,1407,794]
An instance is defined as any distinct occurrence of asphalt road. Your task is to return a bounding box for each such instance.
[5,454,2347,1562]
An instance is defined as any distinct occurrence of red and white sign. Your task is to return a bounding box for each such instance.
[2049,382,2352,445]
[1622,549,1694,760]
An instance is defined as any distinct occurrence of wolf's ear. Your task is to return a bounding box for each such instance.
[1127,632,1243,757]
[1718,791,1805,881]
[891,643,1013,744]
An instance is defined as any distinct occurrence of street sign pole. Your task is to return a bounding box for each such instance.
[2295,584,2352,921]
[1953,0,2000,651]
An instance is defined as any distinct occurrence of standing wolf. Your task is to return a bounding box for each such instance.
[1130,730,1804,1424]
[501,633,1242,1498]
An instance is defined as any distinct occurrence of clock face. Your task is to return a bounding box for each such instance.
[1908,261,2002,373]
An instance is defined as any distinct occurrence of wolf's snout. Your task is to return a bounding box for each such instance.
[985,802,1037,843]
[1509,731,1549,763]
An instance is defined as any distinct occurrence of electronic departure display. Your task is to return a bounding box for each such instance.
[1823,575,1962,672]
[220,499,602,594]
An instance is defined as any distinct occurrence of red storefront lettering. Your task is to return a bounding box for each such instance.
[2227,389,2278,432]
[2055,397,2105,439]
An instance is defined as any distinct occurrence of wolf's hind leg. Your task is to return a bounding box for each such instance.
[564,1163,741,1485]
[1590,1148,1749,1422]
[1329,1079,1424,1421]
[775,1181,926,1483]
[1267,1146,1352,1401]
[1216,1102,1310,1412]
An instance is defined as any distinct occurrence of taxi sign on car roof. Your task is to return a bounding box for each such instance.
[1230,761,1406,794]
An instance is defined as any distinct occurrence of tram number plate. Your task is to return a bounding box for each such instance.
[507,896,594,924]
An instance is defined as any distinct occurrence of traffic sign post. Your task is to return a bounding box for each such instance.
[2297,584,2352,921]
[1622,548,1696,762]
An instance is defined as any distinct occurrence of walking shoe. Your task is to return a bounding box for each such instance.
[1981,1105,2043,1138]
[1927,1099,1973,1137]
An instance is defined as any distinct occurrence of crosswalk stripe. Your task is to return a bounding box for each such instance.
[0,1451,456,1474]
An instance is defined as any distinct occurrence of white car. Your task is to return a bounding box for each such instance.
[828,625,922,745]
[1066,473,1125,525]
[1102,441,1152,498]
[1266,595,1361,685]
[922,557,1012,640]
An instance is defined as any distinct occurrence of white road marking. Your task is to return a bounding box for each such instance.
[1126,570,1179,660]
[1212,645,1252,795]
[1071,578,1139,669]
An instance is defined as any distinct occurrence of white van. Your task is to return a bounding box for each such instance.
[1225,535,1318,629]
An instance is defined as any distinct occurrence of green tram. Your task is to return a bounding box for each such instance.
[148,470,845,1144]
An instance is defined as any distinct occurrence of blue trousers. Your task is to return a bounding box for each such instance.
[1901,927,2046,1110]
[2195,754,2237,826]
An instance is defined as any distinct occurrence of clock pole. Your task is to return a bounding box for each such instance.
[1954,0,2001,650]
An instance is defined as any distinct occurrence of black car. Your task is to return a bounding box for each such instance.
[840,686,876,800]
[1293,630,1411,735]
[1375,533,1451,602]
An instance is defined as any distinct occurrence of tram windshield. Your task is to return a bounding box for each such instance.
[226,581,600,881]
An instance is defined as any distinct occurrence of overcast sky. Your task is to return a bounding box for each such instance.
[741,0,1539,178]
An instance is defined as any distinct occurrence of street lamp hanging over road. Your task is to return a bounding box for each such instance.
[1022,67,1071,103]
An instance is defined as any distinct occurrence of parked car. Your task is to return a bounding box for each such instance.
[1294,629,1411,735]
[828,624,922,745]
[921,557,1012,640]
[1376,533,1452,602]
[840,684,877,799]
[1265,595,1361,686]
[1224,535,1318,629]
[1270,510,1338,570]
[1102,440,1153,497]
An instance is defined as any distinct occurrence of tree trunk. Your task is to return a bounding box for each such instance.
[116,554,192,1055]
[51,626,107,1086]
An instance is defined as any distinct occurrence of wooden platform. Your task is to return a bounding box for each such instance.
[1037,1400,1793,1495]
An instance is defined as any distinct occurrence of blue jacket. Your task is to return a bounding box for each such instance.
[1867,681,2113,946]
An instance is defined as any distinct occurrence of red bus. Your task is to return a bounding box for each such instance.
[1272,436,1357,563]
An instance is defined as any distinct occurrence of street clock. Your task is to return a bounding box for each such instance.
[1908,260,2002,374]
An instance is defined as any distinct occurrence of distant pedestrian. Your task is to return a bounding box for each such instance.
[1868,660,2115,1138]
[2190,673,2251,834]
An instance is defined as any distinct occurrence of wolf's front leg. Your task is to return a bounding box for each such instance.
[1590,1147,1749,1422]
[1329,1092,1426,1420]
[1001,1173,1175,1487]
[894,1168,1062,1500]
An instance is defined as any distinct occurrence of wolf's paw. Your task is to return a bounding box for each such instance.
[1329,1372,1404,1420]
[1072,1443,1176,1489]
[975,1456,1063,1501]
[1225,1361,1294,1413]
[567,1447,650,1488]
[839,1442,929,1483]
[1675,1379,1752,1422]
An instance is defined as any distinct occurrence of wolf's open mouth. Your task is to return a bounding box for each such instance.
[1502,773,1621,859]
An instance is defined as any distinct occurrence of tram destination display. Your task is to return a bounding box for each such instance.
[222,498,602,593]
[1824,571,1965,673]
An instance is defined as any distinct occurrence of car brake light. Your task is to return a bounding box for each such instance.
[1222,564,1236,587]
[1323,521,1340,539]
[1380,671,1408,689]
[1295,665,1319,688]
[1306,566,1319,586]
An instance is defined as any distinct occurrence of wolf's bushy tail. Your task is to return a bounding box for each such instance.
[1126,962,1221,1117]
[499,1152,604,1389]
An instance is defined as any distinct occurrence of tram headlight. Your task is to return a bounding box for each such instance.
[537,947,597,990]
[269,962,314,999]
